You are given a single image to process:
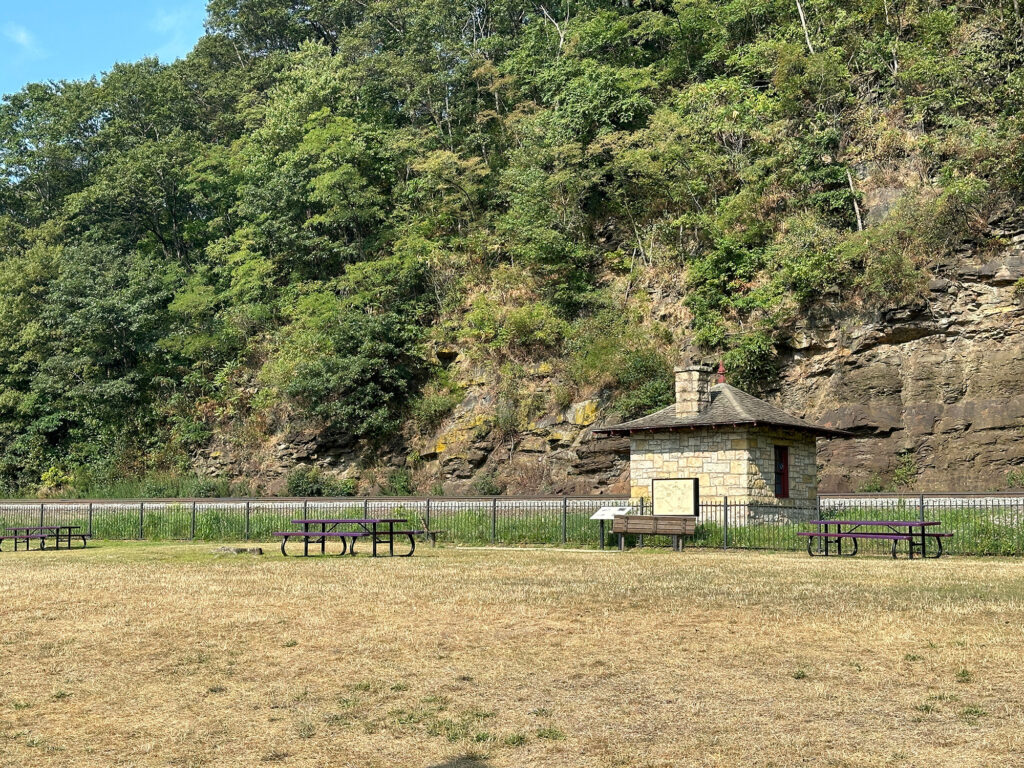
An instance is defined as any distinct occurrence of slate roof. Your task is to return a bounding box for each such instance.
[594,383,849,438]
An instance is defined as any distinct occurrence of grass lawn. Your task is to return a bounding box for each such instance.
[1,543,1022,767]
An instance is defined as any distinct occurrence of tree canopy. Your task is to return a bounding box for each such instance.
[1,0,1021,492]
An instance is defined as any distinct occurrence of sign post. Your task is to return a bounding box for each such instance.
[591,506,632,549]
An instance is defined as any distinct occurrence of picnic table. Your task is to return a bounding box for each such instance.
[274,518,424,558]
[1,525,88,552]
[798,520,952,559]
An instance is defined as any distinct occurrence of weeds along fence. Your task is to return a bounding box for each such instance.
[0,496,640,548]
[0,493,1022,554]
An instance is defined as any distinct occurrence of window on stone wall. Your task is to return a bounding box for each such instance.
[774,446,790,498]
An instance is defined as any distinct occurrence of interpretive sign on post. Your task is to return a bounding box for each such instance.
[591,506,632,520]
[592,506,632,550]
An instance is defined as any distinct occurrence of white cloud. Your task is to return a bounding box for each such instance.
[3,23,42,56]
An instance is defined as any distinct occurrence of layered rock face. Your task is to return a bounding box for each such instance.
[419,225,1024,495]
[781,223,1024,492]
[193,225,1024,495]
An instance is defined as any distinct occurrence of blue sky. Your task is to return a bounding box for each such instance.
[1,1,208,98]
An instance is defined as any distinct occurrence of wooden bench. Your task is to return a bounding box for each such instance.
[612,515,697,552]
[0,533,48,552]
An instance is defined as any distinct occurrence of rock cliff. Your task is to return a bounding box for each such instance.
[195,223,1024,496]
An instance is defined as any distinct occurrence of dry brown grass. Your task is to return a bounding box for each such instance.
[1,543,1023,768]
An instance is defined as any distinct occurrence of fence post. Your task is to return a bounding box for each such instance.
[244,500,250,541]
[425,497,431,531]
[39,502,45,528]
[139,502,144,540]
[88,502,93,538]
[639,496,646,515]
[815,495,822,554]
[491,497,497,544]
[191,500,197,540]
[723,497,729,550]
[363,498,369,519]
[561,497,568,545]
[918,493,925,522]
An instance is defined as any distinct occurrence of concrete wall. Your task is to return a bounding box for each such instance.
[629,427,818,505]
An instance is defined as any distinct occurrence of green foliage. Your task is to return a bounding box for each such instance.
[857,475,886,493]
[381,469,414,496]
[890,452,919,491]
[285,465,354,498]
[1006,468,1024,489]
[566,306,673,417]
[1,0,1022,487]
[722,333,778,395]
[471,473,505,496]
[411,391,462,434]
[498,303,568,355]
[611,349,674,420]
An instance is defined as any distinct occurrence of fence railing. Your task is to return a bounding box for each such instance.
[1,493,1022,554]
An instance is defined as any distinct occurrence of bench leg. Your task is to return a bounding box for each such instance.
[428,533,437,548]
[618,533,624,551]
[281,538,289,557]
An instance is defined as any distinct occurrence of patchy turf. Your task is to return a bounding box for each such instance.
[1,543,1022,767]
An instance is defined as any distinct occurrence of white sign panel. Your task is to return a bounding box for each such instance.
[652,478,700,516]
[591,506,632,520]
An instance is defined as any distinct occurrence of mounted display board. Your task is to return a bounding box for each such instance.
[590,506,633,520]
[651,478,699,516]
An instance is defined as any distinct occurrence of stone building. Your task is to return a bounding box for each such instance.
[596,362,848,506]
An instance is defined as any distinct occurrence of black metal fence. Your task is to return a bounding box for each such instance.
[1,493,1022,555]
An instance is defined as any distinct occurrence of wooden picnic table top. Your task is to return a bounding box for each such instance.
[808,520,940,527]
[289,518,408,525]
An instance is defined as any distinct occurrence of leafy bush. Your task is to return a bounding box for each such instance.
[471,473,505,496]
[890,452,918,490]
[497,303,568,354]
[381,469,414,496]
[285,466,354,498]
[1007,468,1024,489]
[411,390,463,433]
[722,332,778,395]
[281,310,424,440]
[612,349,674,419]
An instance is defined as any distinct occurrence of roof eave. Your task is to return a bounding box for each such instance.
[593,420,851,439]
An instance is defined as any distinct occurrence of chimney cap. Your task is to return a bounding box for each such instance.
[716,361,726,384]
[675,358,715,372]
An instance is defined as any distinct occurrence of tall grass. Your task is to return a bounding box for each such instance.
[3,497,1023,555]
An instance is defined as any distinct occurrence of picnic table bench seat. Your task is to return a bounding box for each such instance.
[0,533,48,551]
[798,532,913,540]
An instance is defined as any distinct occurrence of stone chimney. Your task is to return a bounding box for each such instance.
[674,361,715,418]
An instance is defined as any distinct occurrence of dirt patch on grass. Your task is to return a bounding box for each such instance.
[1,544,1022,767]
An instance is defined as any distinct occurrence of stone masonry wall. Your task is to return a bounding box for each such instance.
[629,427,818,505]
[744,428,818,504]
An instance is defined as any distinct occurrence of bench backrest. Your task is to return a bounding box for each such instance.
[612,515,696,536]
